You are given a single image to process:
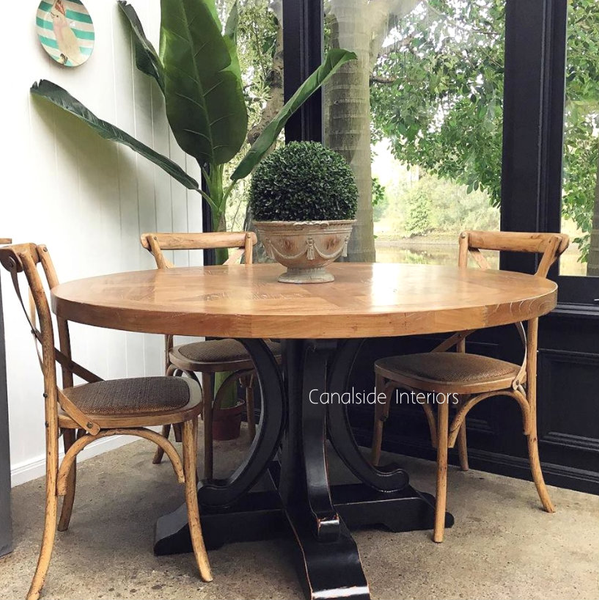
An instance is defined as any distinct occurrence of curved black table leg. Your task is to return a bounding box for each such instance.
[154,339,285,555]
[327,339,409,492]
[154,337,452,600]
[302,342,340,541]
[279,340,369,600]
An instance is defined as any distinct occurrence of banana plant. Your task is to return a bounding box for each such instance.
[31,0,356,237]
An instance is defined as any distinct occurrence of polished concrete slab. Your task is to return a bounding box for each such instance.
[1,428,597,600]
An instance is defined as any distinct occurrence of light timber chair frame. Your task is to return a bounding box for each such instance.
[371,231,569,543]
[141,231,278,479]
[0,244,212,600]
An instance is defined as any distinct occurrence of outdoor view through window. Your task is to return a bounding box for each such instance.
[221,0,597,275]
[561,0,599,276]
[217,0,285,235]
[324,0,503,266]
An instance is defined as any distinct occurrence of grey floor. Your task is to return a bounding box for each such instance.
[1,428,598,600]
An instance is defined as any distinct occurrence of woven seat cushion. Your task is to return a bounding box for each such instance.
[61,377,192,416]
[174,339,281,365]
[376,353,520,393]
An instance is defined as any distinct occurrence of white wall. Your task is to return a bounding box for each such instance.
[1,1,204,485]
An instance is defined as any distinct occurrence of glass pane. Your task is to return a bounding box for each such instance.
[324,0,503,265]
[560,0,599,277]
[216,0,284,233]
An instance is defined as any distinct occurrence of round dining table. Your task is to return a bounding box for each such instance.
[52,262,557,600]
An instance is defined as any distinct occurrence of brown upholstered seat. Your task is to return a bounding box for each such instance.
[57,375,202,430]
[170,339,281,372]
[376,353,521,394]
[61,377,195,415]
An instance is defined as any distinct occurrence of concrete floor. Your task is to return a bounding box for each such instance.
[1,429,598,600]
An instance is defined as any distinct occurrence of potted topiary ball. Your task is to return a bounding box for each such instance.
[249,141,358,283]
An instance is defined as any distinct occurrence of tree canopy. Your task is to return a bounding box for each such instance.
[371,0,599,264]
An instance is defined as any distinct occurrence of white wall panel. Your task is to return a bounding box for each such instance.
[0,0,204,483]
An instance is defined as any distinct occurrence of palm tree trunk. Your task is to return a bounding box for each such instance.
[587,151,599,276]
[326,0,376,262]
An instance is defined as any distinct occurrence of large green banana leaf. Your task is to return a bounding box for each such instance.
[118,1,165,94]
[223,2,242,82]
[30,80,199,192]
[231,49,357,181]
[160,0,248,168]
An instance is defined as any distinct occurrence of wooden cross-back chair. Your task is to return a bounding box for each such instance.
[371,231,569,543]
[140,232,282,479]
[0,244,212,600]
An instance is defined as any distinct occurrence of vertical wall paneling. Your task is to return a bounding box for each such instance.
[1,1,202,485]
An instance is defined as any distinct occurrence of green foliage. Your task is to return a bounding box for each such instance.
[232,49,357,180]
[561,0,599,261]
[378,174,499,237]
[372,177,388,221]
[249,142,358,221]
[233,0,279,124]
[372,0,505,207]
[404,189,432,236]
[160,0,248,168]
[413,175,499,232]
[118,1,164,92]
[30,80,200,192]
[370,0,599,262]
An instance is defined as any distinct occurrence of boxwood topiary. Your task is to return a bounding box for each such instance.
[249,141,358,221]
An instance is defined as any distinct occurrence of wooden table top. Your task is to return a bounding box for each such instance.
[51,263,558,339]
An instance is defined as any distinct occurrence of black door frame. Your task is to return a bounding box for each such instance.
[501,0,599,307]
[282,0,324,142]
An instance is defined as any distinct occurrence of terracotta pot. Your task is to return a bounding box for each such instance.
[212,401,245,441]
[254,220,356,283]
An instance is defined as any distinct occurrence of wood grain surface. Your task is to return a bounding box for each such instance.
[51,263,558,339]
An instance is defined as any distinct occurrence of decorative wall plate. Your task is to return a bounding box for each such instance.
[36,0,95,67]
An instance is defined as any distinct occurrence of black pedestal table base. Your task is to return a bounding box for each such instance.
[154,339,454,600]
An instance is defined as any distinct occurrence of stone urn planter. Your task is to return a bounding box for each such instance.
[249,141,359,284]
[255,220,355,283]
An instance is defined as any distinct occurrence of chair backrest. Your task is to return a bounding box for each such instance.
[458,231,570,278]
[0,244,101,434]
[140,232,258,269]
[448,231,570,388]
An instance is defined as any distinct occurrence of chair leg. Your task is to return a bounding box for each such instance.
[182,419,213,582]
[457,421,469,472]
[434,399,449,543]
[27,463,59,600]
[527,411,555,513]
[371,374,392,466]
[244,377,256,441]
[173,423,183,443]
[201,373,214,480]
[152,424,171,465]
[524,319,556,514]
[57,429,77,531]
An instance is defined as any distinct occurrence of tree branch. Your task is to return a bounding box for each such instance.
[370,75,398,84]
